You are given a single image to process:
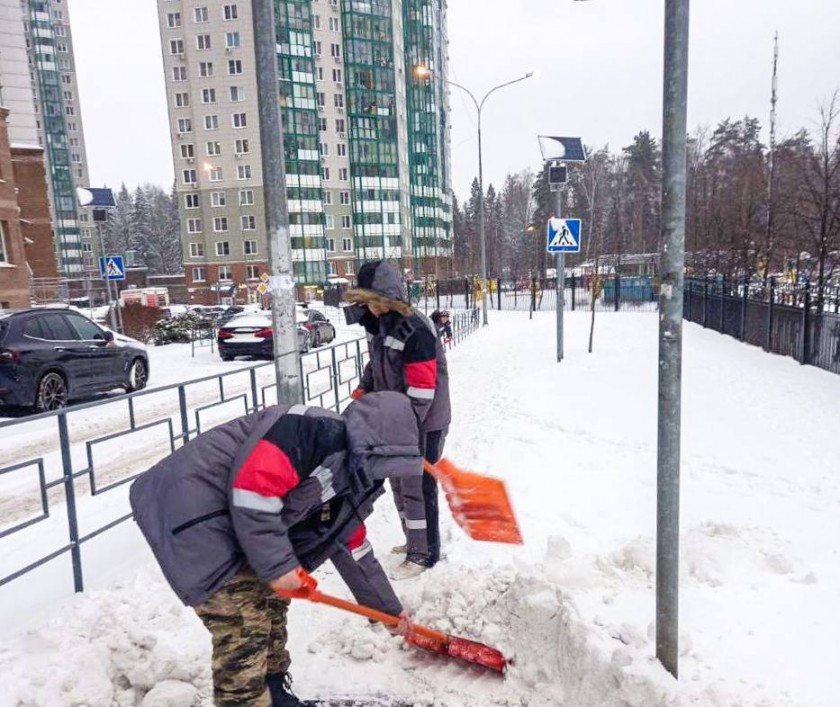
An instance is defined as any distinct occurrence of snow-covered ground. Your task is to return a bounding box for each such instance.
[1,310,838,707]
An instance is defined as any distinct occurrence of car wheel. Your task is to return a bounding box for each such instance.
[312,331,321,348]
[127,358,148,392]
[221,353,235,362]
[35,371,68,412]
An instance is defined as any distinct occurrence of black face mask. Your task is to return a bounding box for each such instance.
[343,303,368,325]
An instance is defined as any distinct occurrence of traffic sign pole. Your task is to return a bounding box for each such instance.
[555,190,564,363]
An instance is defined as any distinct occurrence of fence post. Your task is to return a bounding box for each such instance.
[719,276,726,333]
[497,279,502,311]
[530,275,537,320]
[331,347,342,412]
[614,273,620,312]
[178,385,190,443]
[740,276,748,341]
[802,281,811,365]
[702,276,709,327]
[249,368,259,412]
[436,279,440,311]
[571,274,576,311]
[58,413,84,593]
[766,277,775,352]
[464,278,470,310]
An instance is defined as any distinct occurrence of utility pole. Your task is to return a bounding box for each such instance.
[555,190,565,362]
[656,0,690,680]
[765,32,779,282]
[252,0,302,404]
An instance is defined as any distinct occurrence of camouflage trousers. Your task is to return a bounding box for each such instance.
[194,568,291,707]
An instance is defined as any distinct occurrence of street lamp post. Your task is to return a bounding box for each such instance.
[415,65,535,326]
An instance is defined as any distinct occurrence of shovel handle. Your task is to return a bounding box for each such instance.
[423,459,443,480]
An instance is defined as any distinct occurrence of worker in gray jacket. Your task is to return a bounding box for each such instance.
[130,392,419,707]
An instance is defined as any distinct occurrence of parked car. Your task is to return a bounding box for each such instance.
[216,306,246,328]
[299,308,336,347]
[216,313,310,361]
[0,308,149,412]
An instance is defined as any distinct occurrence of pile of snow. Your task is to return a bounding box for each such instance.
[1,311,838,706]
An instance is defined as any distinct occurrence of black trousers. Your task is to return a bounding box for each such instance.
[423,429,446,567]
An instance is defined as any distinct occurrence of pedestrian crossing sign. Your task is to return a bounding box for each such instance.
[99,255,126,281]
[546,218,582,253]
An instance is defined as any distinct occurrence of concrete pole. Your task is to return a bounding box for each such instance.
[656,0,690,680]
[252,0,302,404]
[477,111,489,326]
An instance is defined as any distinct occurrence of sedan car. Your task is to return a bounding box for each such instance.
[217,313,310,361]
[0,308,149,412]
[299,308,336,347]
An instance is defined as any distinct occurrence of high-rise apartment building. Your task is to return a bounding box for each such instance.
[157,0,452,304]
[0,0,94,277]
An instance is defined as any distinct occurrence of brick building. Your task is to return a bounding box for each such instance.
[0,107,30,308]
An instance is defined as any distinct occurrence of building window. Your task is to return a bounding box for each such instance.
[317,67,324,82]
[183,169,197,184]
[211,191,226,207]
[189,242,205,258]
[321,167,330,181]
[0,222,8,263]
[180,143,194,158]
[62,74,72,84]
[319,117,327,131]
[246,264,259,280]
[325,215,335,230]
[199,62,214,77]
[177,117,192,133]
[327,238,335,252]
[237,164,252,180]
[320,142,329,156]
[314,14,321,29]
[335,118,345,133]
[316,92,325,107]
[169,39,184,55]
[333,94,344,109]
[65,106,75,116]
[192,267,206,282]
[194,6,208,22]
[342,237,352,251]
[341,215,351,229]
[340,191,350,205]
[232,112,247,128]
[239,189,254,206]
[167,12,181,28]
[338,168,348,181]
[175,91,190,107]
[209,166,223,181]
[185,194,201,209]
[314,41,322,57]
[328,261,337,276]
[235,138,249,154]
[201,88,216,103]
[172,66,187,81]
[204,114,219,130]
[329,17,340,31]
[224,4,239,20]
[324,191,332,205]
[215,239,230,253]
[243,238,257,253]
[330,43,340,58]
[206,140,221,156]
[225,32,240,48]
[242,216,256,231]
[187,218,202,233]
[337,143,346,157]
[230,86,245,101]
[197,34,211,50]
[228,59,243,75]
[332,68,342,83]
[218,265,233,280]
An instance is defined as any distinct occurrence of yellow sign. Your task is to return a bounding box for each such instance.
[259,272,270,283]
[257,282,269,295]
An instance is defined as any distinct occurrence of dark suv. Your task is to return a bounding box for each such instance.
[0,308,150,412]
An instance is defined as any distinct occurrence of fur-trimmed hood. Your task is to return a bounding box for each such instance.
[346,260,413,317]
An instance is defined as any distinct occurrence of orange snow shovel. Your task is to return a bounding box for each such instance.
[425,458,522,545]
[278,570,508,673]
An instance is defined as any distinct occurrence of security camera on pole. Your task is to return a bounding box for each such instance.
[538,136,586,362]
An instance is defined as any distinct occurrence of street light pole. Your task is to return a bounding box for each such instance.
[415,66,535,326]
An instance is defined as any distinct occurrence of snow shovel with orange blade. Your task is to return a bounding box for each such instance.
[424,458,522,545]
[278,570,508,674]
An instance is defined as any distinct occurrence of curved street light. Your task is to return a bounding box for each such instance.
[415,64,536,326]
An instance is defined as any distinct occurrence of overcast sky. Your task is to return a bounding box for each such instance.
[68,0,840,201]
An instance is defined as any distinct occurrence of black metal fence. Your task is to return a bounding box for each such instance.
[0,311,480,596]
[683,278,840,375]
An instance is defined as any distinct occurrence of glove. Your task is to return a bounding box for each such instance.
[351,387,366,400]
[271,567,317,599]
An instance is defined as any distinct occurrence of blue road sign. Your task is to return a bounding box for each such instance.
[99,255,126,281]
[546,218,582,253]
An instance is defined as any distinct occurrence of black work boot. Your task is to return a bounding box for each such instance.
[266,672,313,707]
